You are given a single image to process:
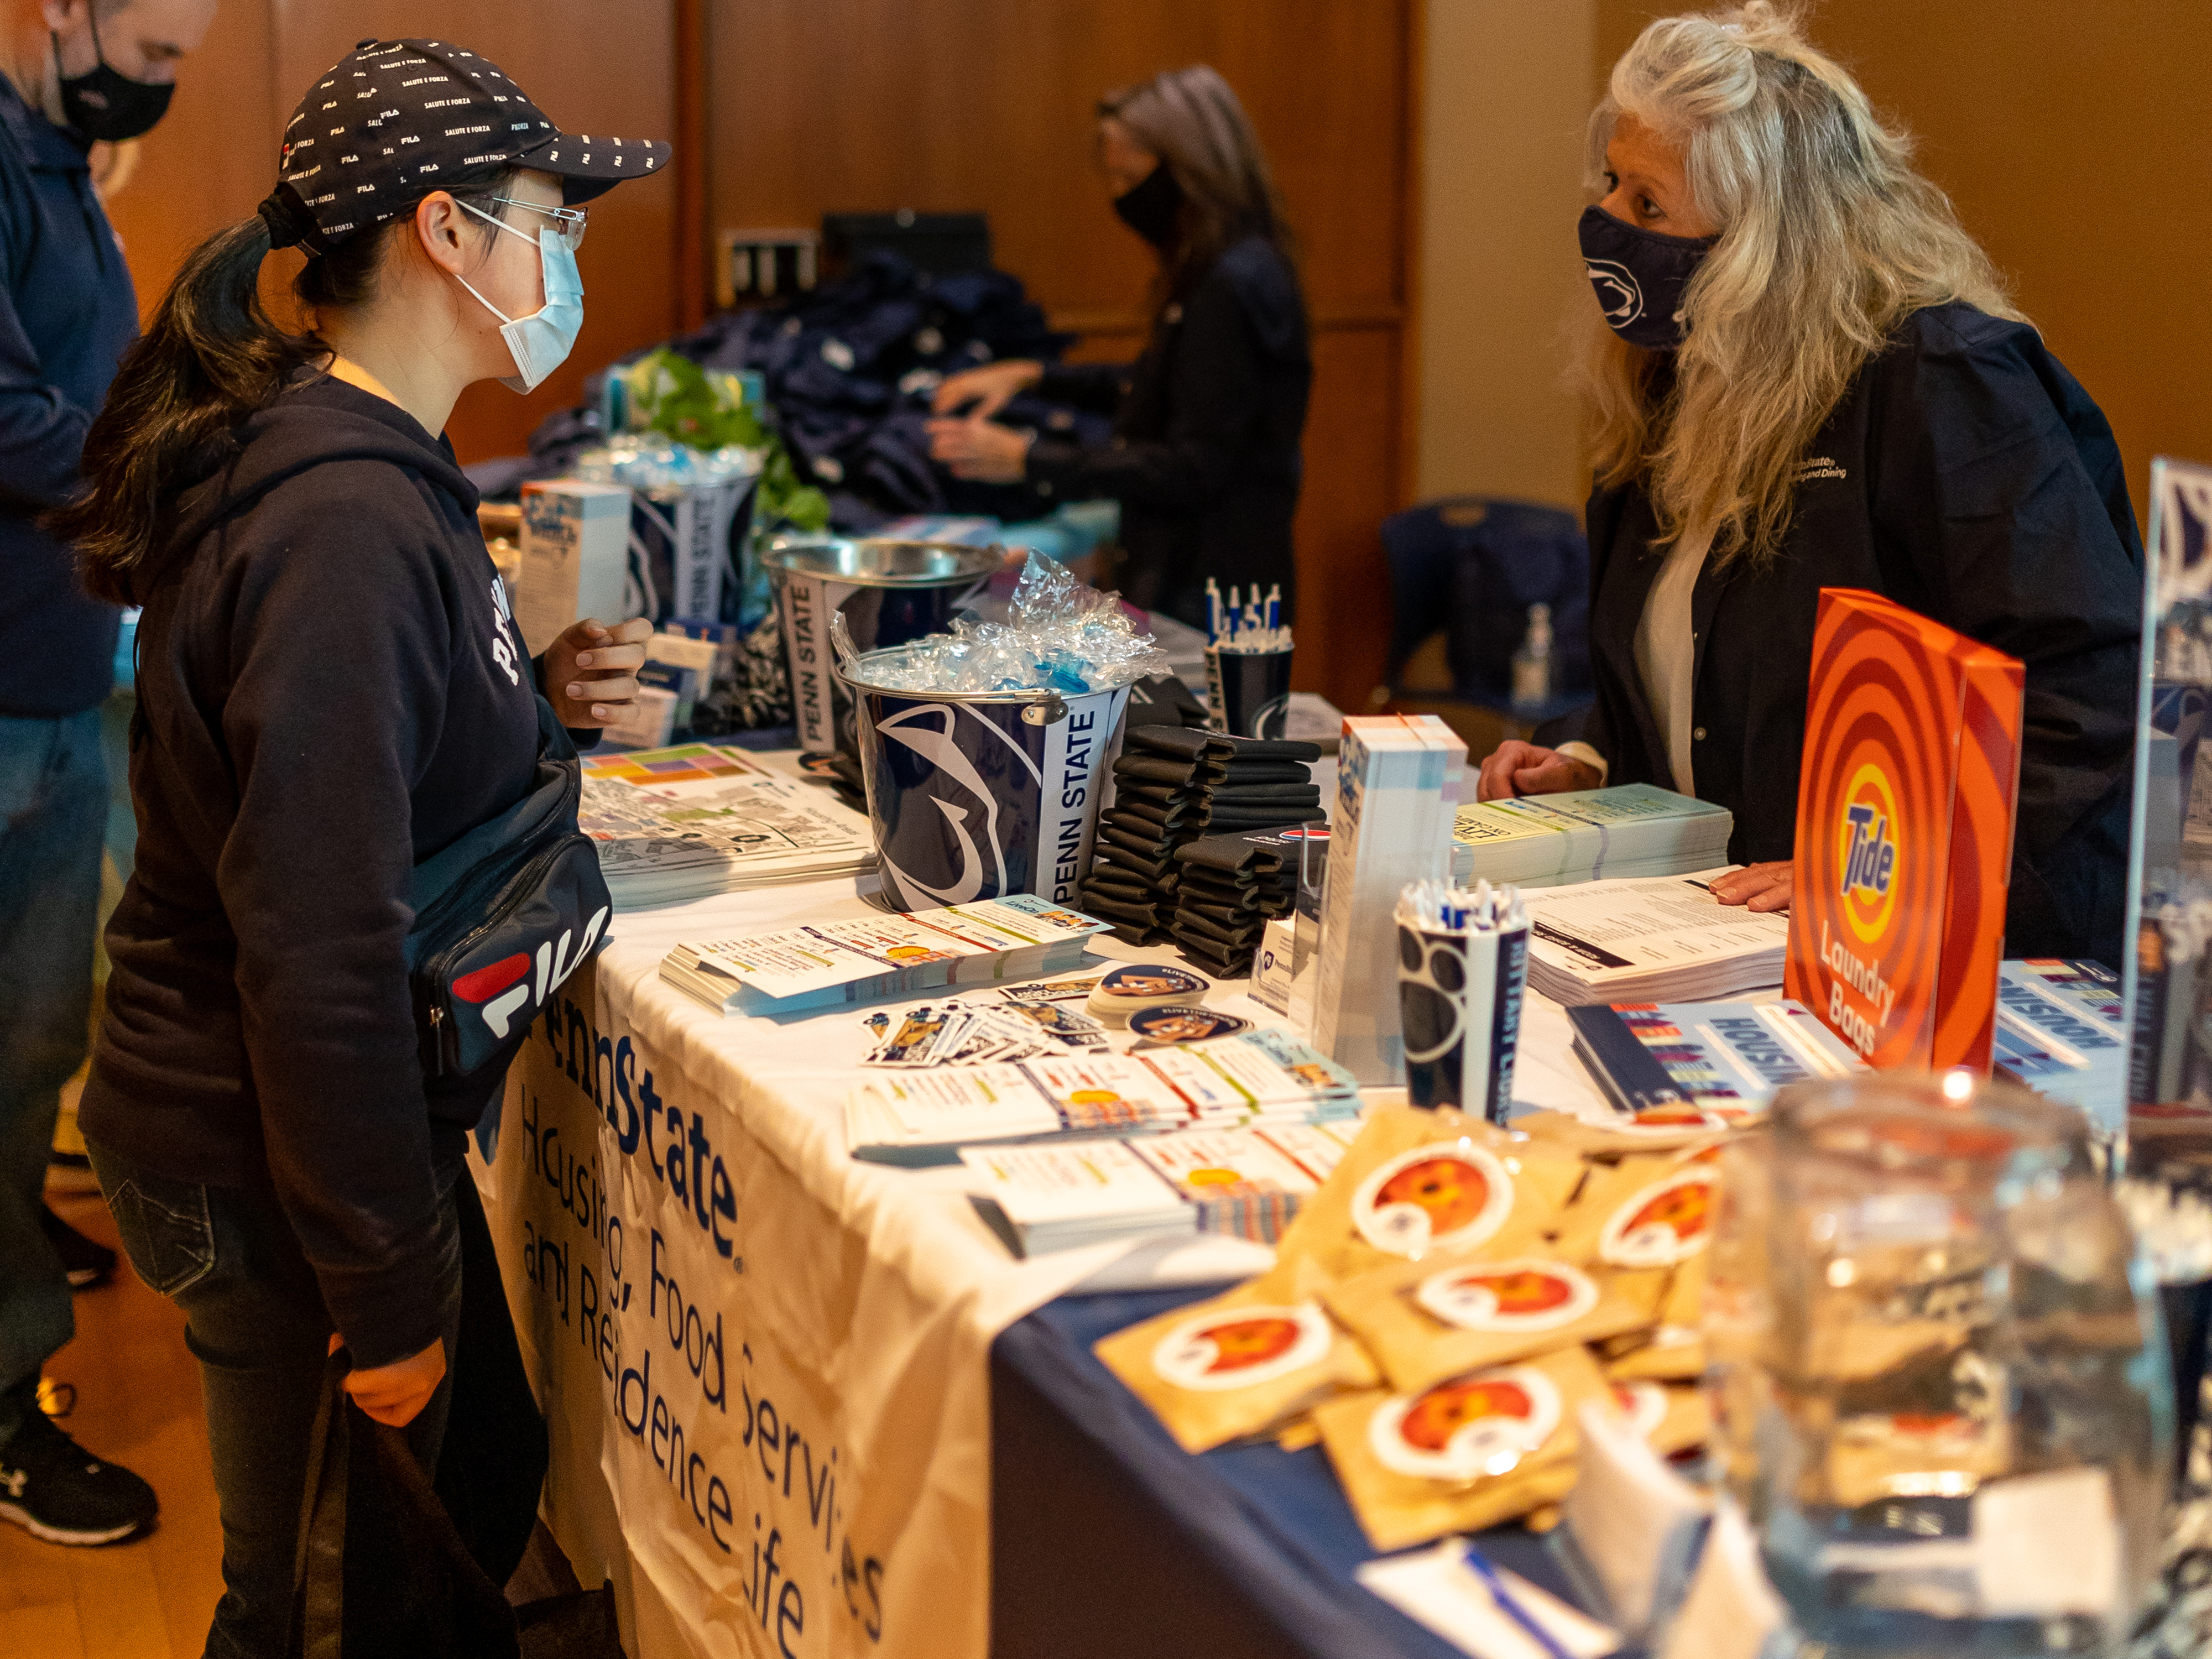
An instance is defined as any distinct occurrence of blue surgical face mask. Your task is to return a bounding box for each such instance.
[453,200,584,394]
[1578,205,1715,351]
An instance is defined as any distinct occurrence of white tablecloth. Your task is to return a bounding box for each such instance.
[474,853,1609,1659]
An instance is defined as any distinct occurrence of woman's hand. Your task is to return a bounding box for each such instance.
[1475,740,1603,802]
[931,359,1042,419]
[544,616,654,727]
[1710,860,1794,912]
[926,415,1034,483]
[334,1334,447,1428]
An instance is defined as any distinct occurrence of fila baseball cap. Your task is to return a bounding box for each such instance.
[262,38,670,253]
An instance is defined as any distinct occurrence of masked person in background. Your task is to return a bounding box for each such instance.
[1474,2,2141,964]
[927,65,1312,631]
[0,0,215,1549]
[46,40,665,1647]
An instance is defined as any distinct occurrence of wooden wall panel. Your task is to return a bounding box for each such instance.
[1593,1,2212,527]
[709,0,1414,712]
[104,2,681,466]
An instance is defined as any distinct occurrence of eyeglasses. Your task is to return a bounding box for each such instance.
[485,195,588,252]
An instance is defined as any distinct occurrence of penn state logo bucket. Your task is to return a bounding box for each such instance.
[841,649,1130,912]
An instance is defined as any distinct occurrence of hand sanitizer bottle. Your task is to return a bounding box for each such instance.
[1511,603,1553,714]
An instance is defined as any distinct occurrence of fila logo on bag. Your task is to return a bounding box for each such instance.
[450,906,609,1039]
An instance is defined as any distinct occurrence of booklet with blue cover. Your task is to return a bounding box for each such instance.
[1566,998,1865,1121]
[1990,958,2126,1112]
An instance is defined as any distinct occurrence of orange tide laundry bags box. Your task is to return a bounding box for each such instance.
[1783,589,2025,1071]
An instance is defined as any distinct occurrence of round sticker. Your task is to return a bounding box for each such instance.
[1414,1258,1599,1334]
[1368,1365,1562,1481]
[1598,1167,1714,1267]
[1621,1103,1729,1135]
[1351,1141,1516,1258]
[1612,1381,1668,1441]
[1129,1005,1251,1044]
[1097,964,1207,1001]
[1151,1303,1333,1392]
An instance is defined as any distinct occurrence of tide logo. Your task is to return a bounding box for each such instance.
[1837,762,1900,945]
[450,907,609,1039]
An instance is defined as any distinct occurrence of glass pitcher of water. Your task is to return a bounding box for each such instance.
[1708,1072,2170,1657]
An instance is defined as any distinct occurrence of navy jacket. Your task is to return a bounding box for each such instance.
[0,76,137,716]
[1026,236,1311,630]
[1578,302,2142,963]
[84,376,540,1369]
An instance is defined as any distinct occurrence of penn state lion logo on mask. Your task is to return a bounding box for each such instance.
[1583,258,1645,330]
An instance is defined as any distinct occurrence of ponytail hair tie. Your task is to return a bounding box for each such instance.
[256,185,314,252]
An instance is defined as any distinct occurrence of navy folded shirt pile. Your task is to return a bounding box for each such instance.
[521,251,1113,529]
[1079,723,1323,965]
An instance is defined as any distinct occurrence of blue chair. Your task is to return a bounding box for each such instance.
[1378,497,1594,728]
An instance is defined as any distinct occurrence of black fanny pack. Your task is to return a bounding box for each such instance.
[404,697,613,1078]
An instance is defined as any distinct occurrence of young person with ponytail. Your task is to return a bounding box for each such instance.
[0,0,214,1551]
[48,40,666,1649]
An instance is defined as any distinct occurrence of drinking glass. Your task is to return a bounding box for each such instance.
[1710,1072,2170,1657]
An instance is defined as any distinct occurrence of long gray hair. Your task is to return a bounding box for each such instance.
[1581,2,2022,566]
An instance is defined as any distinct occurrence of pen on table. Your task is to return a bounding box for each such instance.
[1460,1545,1577,1659]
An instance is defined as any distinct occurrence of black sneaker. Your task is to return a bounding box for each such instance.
[38,1205,116,1290]
[0,1403,158,1546]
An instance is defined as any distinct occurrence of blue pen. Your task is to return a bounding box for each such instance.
[1266,583,1281,630]
[1461,1545,1577,1659]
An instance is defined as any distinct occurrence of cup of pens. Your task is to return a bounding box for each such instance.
[1395,879,1529,1123]
[1204,580,1293,739]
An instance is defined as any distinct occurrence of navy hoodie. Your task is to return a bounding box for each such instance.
[0,74,138,714]
[82,374,540,1369]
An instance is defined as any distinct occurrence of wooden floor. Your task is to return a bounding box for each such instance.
[0,1183,227,1659]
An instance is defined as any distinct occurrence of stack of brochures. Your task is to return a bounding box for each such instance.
[1451,785,1733,890]
[1990,958,2126,1112]
[1521,870,1790,1005]
[961,1122,1357,1256]
[1566,998,1865,1121]
[661,896,1113,1016]
[581,744,875,907]
[845,1026,1361,1165]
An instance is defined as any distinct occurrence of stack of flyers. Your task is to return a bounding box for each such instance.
[961,1140,1198,1256]
[860,998,1108,1067]
[1991,958,2127,1113]
[1024,1055,1195,1132]
[1128,1129,1321,1244]
[844,1026,1365,1165]
[1254,1121,1361,1182]
[661,895,1112,1016]
[843,1065,1062,1157]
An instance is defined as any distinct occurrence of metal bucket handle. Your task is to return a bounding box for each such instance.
[830,618,1071,727]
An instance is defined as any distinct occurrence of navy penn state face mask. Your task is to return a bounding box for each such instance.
[1578,205,1715,351]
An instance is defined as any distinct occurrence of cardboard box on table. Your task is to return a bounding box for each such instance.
[1783,588,2025,1070]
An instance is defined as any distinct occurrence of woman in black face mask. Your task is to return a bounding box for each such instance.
[1473,1,2142,966]
[926,64,1312,631]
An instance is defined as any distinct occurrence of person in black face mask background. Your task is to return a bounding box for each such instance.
[926,65,1312,630]
[1473,1,2141,967]
[0,0,213,1550]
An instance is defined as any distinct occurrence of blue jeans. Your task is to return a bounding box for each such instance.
[0,710,106,1441]
[90,1145,465,1659]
